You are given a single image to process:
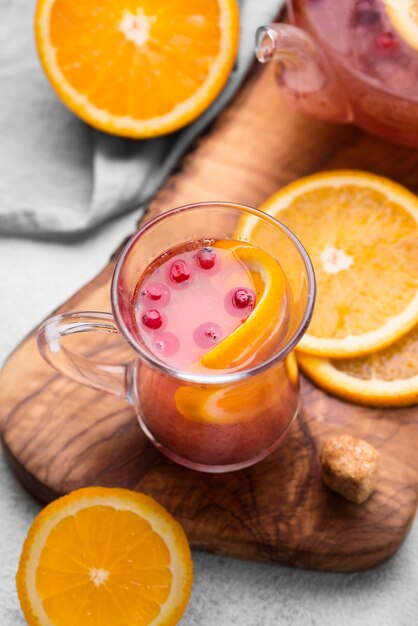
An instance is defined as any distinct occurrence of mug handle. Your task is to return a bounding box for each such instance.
[36,311,130,399]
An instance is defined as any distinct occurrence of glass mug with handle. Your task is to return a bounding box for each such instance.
[37,203,316,473]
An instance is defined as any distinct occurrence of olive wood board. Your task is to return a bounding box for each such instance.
[1,62,418,572]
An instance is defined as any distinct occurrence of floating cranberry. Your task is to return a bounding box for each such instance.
[233,288,255,309]
[169,260,191,284]
[225,287,256,317]
[375,31,399,55]
[141,309,163,330]
[193,322,223,349]
[153,332,180,357]
[140,282,170,306]
[196,247,217,270]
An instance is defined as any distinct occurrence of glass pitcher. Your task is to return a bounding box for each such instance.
[256,0,418,147]
[37,203,315,473]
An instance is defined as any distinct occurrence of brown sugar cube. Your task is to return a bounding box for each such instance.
[320,435,379,504]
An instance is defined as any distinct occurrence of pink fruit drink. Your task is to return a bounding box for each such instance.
[134,240,261,371]
[291,0,418,146]
[130,239,299,469]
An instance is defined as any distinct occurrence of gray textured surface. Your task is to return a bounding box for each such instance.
[1,214,417,625]
[0,0,280,237]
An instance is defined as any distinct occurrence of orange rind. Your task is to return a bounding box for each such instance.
[297,325,418,407]
[201,243,287,369]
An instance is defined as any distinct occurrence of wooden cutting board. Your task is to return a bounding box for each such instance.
[1,62,418,572]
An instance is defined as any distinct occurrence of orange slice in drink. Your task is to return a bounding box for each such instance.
[176,377,265,425]
[175,243,287,425]
[239,170,418,358]
[16,487,192,626]
[175,351,297,425]
[200,244,287,370]
[297,325,418,407]
[35,0,239,138]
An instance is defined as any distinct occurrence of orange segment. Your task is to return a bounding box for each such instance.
[200,243,287,369]
[239,170,418,358]
[35,0,239,137]
[16,487,192,626]
[297,325,418,407]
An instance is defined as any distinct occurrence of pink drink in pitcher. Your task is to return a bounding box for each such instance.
[256,0,418,147]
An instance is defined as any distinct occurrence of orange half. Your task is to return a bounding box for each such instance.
[35,0,239,137]
[16,487,193,626]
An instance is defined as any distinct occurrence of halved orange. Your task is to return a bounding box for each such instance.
[16,487,193,626]
[239,171,418,358]
[35,0,239,137]
[297,325,418,407]
[200,243,287,369]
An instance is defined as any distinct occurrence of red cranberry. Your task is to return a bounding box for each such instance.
[140,282,170,306]
[232,288,255,309]
[141,309,163,330]
[196,247,217,270]
[375,32,399,55]
[193,322,223,349]
[225,287,256,317]
[169,260,191,284]
[153,332,180,357]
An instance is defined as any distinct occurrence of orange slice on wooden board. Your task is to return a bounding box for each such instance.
[297,325,418,408]
[35,0,239,138]
[200,243,287,370]
[16,487,193,626]
[239,170,418,358]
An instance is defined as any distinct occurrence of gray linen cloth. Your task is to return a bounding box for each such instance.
[0,0,281,238]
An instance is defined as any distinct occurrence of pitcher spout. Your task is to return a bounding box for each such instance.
[256,24,326,92]
[255,23,353,123]
[255,25,281,64]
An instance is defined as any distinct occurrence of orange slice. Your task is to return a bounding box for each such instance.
[176,376,267,425]
[175,243,288,425]
[383,1,418,52]
[35,0,239,138]
[239,170,418,358]
[200,243,287,369]
[16,487,193,626]
[175,352,298,424]
[297,325,418,407]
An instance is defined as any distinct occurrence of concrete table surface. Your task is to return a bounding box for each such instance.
[1,213,417,626]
